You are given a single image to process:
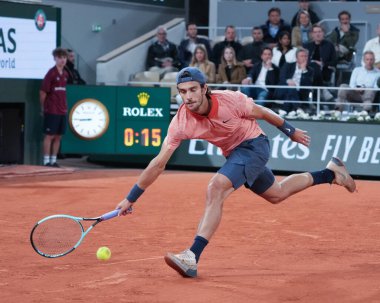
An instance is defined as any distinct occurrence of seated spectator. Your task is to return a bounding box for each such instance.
[179,23,212,68]
[326,11,359,63]
[336,51,380,112]
[238,27,267,73]
[216,46,246,90]
[260,7,292,48]
[291,10,313,48]
[65,49,86,85]
[304,24,337,87]
[363,23,380,69]
[272,31,297,69]
[146,26,181,78]
[291,0,320,28]
[189,44,216,83]
[212,25,242,70]
[275,48,315,112]
[241,47,279,106]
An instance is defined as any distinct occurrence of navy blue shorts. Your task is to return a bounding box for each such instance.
[218,135,275,194]
[43,114,67,135]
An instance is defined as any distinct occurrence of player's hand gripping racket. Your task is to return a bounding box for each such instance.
[30,207,131,258]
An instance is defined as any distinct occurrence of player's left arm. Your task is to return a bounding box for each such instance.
[250,102,310,147]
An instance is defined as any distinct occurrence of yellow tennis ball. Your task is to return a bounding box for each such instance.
[96,246,111,261]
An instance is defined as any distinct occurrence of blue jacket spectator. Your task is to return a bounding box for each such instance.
[260,7,292,48]
[179,23,212,68]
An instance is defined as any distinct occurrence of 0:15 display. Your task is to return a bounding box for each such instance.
[124,128,162,147]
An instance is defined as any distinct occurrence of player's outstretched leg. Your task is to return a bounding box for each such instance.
[260,156,356,203]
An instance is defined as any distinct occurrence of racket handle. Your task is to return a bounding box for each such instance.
[101,207,132,221]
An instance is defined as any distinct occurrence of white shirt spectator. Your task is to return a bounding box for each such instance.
[349,66,380,88]
[255,65,269,90]
[363,37,380,66]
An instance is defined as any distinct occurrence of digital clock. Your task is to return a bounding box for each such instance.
[124,128,162,147]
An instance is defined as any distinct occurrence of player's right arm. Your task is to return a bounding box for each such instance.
[116,137,176,215]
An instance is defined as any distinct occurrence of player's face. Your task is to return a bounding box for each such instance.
[177,81,207,113]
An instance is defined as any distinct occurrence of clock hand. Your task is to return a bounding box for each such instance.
[74,118,92,121]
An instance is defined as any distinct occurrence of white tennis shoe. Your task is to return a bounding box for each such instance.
[164,249,197,278]
[326,157,356,193]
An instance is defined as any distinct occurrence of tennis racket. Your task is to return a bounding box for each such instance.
[30,208,131,258]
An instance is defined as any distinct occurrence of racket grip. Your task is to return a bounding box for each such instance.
[101,207,132,221]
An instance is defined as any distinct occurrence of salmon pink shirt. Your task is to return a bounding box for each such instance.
[167,90,264,157]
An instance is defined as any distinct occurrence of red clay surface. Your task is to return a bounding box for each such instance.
[1,166,380,302]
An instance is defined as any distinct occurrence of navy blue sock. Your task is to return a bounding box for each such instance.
[190,236,209,263]
[310,169,335,185]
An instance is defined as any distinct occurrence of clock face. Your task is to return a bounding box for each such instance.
[69,99,109,140]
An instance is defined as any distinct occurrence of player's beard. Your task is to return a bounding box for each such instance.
[186,91,206,113]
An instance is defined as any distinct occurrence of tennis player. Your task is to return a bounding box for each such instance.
[116,67,356,278]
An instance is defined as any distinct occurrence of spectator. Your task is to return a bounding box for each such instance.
[146,26,181,78]
[327,11,359,63]
[260,7,292,48]
[241,47,279,106]
[304,24,337,87]
[291,0,320,28]
[189,44,216,83]
[212,25,242,70]
[275,48,315,112]
[65,49,86,85]
[272,31,297,69]
[238,27,267,73]
[39,47,69,167]
[217,46,246,90]
[336,51,380,112]
[291,10,313,48]
[179,23,212,68]
[362,23,380,69]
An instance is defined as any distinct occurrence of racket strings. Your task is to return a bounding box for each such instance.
[32,217,83,256]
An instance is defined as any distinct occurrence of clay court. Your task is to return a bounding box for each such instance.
[1,164,379,302]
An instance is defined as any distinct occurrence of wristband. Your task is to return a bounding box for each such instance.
[126,184,144,203]
[277,120,296,137]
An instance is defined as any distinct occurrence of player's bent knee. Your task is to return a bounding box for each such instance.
[261,194,286,204]
[206,176,232,204]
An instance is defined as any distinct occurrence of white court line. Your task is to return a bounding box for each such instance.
[283,230,320,239]
[105,256,162,266]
